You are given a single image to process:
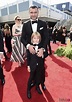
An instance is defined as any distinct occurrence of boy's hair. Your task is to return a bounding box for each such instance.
[29,5,38,9]
[31,32,41,43]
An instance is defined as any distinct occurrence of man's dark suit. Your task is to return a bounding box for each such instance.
[0,30,4,80]
[21,19,48,87]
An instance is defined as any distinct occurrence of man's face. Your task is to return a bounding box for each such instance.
[29,8,39,20]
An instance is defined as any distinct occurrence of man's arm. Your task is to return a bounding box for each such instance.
[21,23,30,49]
[21,23,27,47]
[42,22,49,49]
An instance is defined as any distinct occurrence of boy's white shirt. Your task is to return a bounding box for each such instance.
[34,45,38,53]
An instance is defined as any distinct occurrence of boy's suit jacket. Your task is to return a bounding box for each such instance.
[27,43,44,71]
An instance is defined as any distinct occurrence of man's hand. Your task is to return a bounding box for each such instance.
[27,66,30,72]
[0,53,4,59]
[37,48,44,57]
[28,45,36,54]
[62,33,66,36]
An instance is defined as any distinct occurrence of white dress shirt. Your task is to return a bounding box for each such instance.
[32,23,37,32]
[31,19,38,32]
[26,19,38,49]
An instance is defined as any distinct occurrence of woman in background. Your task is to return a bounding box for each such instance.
[11,16,26,67]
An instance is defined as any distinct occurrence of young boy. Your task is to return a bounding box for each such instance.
[27,32,45,99]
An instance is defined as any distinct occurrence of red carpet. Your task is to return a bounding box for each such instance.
[0,42,72,102]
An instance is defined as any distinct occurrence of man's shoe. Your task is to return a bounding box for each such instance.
[36,87,42,94]
[27,91,31,99]
[42,84,46,90]
[1,79,5,85]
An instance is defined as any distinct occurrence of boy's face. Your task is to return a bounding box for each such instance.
[32,35,40,44]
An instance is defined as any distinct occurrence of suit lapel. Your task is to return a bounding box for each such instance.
[37,20,40,32]
[28,21,33,34]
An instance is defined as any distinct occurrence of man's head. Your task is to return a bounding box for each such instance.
[29,6,39,20]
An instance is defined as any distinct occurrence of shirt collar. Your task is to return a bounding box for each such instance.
[30,19,38,22]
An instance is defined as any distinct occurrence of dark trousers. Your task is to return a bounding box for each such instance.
[48,40,52,54]
[5,35,12,53]
[53,34,56,43]
[27,60,45,91]
[41,66,45,86]
[3,50,8,59]
[27,65,42,91]
[0,62,4,80]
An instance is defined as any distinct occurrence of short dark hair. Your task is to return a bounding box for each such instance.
[29,5,38,9]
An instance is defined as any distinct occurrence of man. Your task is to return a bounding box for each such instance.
[0,29,5,85]
[21,6,48,99]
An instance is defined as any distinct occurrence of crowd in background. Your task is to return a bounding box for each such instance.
[47,25,72,45]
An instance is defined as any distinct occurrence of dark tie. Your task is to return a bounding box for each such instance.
[33,44,37,46]
[32,20,38,24]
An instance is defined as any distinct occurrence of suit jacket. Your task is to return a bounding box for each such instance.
[21,19,48,58]
[0,30,4,52]
[27,43,44,71]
